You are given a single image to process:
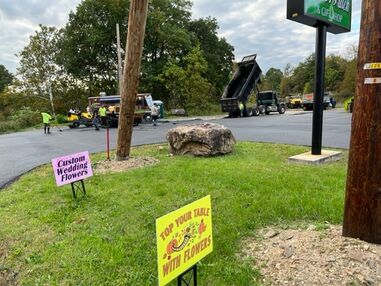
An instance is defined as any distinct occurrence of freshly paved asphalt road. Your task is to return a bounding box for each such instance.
[0,109,351,189]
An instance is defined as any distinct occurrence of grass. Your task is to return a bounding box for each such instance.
[0,142,348,285]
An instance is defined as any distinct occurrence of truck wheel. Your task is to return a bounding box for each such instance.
[229,111,240,118]
[253,108,260,116]
[259,106,265,115]
[70,121,80,128]
[278,106,286,114]
[303,106,307,111]
[243,108,253,117]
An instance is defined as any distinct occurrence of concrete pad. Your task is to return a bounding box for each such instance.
[288,150,342,165]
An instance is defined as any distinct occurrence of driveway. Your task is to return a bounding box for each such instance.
[0,109,352,189]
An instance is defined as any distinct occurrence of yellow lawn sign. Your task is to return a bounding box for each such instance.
[156,195,213,286]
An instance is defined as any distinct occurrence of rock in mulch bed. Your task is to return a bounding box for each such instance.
[94,157,159,174]
[242,225,381,285]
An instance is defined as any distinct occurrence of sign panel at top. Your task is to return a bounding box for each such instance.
[287,0,352,34]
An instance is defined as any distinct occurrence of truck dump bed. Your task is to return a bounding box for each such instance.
[220,54,262,113]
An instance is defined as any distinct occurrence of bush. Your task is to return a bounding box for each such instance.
[0,107,41,134]
[55,114,68,124]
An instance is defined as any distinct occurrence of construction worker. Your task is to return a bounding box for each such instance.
[150,104,160,126]
[92,109,100,131]
[41,112,52,134]
[99,105,107,127]
[239,102,244,117]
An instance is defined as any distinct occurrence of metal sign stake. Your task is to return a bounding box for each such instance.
[70,179,86,199]
[177,265,197,286]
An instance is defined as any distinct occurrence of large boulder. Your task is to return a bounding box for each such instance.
[166,123,236,156]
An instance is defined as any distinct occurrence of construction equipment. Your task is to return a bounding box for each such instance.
[257,91,286,115]
[301,93,331,111]
[220,54,286,117]
[286,96,302,109]
[67,111,93,128]
[88,93,153,127]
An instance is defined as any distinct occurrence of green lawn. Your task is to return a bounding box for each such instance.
[0,142,348,285]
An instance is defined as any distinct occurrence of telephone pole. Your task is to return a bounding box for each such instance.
[343,0,381,243]
[116,0,149,160]
[116,23,123,95]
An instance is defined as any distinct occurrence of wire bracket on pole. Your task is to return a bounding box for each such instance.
[70,179,86,199]
[177,265,197,286]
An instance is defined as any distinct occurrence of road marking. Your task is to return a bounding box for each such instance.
[364,63,381,70]
[364,77,381,84]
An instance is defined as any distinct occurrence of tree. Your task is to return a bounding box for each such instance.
[325,55,347,92]
[58,0,130,96]
[141,0,193,101]
[290,54,315,94]
[158,46,212,114]
[188,17,234,97]
[280,63,293,96]
[0,65,13,92]
[264,68,283,92]
[17,25,62,115]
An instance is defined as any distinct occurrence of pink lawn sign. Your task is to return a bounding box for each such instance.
[51,151,93,186]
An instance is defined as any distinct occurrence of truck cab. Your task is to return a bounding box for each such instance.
[257,91,286,115]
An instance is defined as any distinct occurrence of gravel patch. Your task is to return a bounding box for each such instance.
[243,225,381,285]
[94,156,159,174]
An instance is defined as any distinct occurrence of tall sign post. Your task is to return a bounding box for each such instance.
[343,0,381,244]
[287,0,352,155]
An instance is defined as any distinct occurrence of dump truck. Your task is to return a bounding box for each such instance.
[220,54,286,117]
[301,93,332,111]
[88,93,153,127]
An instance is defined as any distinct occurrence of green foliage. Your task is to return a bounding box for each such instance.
[158,46,213,114]
[0,64,13,92]
[340,59,357,96]
[57,0,129,96]
[0,142,348,284]
[55,114,68,124]
[188,17,234,97]
[280,63,293,96]
[325,55,347,92]
[262,68,283,91]
[17,25,63,115]
[0,107,41,134]
[290,54,315,94]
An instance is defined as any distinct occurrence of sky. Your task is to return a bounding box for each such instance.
[0,0,362,75]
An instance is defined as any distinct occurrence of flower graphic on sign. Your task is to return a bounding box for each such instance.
[163,220,206,260]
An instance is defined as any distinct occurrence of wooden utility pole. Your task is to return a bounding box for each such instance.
[116,23,123,95]
[116,0,149,161]
[343,0,381,243]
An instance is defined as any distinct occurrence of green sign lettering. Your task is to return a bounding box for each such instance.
[305,0,351,30]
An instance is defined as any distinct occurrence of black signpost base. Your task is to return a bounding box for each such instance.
[177,265,197,286]
[70,180,86,199]
[311,22,327,155]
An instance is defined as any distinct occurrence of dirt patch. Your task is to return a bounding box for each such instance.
[243,225,381,285]
[0,266,18,286]
[94,156,159,174]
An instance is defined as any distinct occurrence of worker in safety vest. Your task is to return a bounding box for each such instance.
[98,105,107,127]
[41,112,52,134]
[239,102,244,117]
